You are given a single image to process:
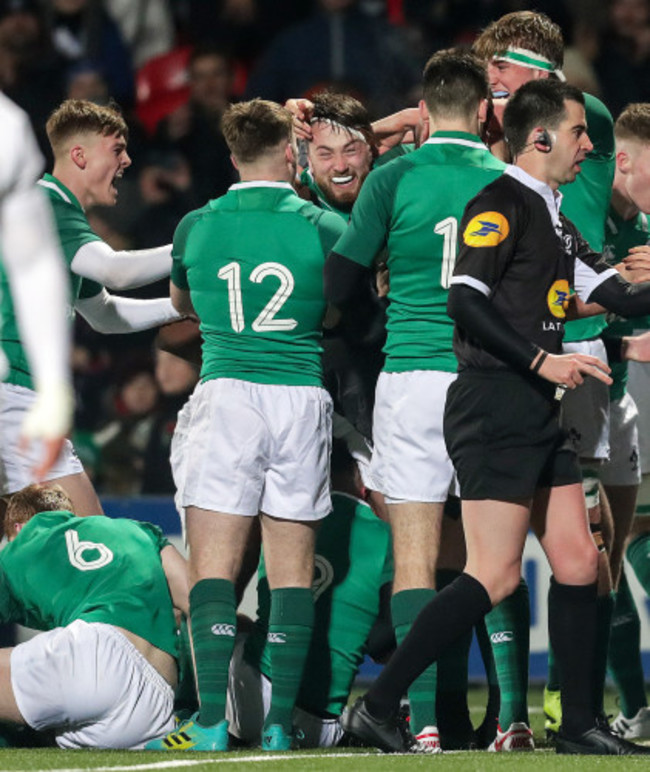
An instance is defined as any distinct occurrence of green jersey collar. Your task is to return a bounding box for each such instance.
[37,173,83,211]
[424,132,487,151]
[229,181,296,193]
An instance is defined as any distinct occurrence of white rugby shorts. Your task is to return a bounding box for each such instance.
[600,392,641,487]
[0,383,83,495]
[172,378,332,520]
[370,370,458,503]
[628,355,650,475]
[11,620,174,748]
[560,339,610,461]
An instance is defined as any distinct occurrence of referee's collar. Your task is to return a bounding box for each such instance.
[505,165,563,233]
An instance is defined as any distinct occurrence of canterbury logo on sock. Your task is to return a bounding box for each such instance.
[211,623,236,637]
[490,630,514,644]
[267,632,287,644]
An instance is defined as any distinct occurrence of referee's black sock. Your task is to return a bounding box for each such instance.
[365,573,492,721]
[548,577,598,737]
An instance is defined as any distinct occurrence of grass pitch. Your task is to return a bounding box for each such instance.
[1,686,648,772]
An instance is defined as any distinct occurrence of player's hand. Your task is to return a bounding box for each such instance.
[622,331,650,362]
[285,98,314,140]
[19,381,74,480]
[622,246,650,283]
[536,352,612,388]
[376,263,389,297]
[373,108,420,154]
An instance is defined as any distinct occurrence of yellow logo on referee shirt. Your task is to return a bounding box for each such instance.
[463,212,510,247]
[547,279,570,318]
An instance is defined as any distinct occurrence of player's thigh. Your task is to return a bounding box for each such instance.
[176,379,270,517]
[371,370,457,502]
[560,339,610,462]
[10,620,174,749]
[260,385,333,522]
[0,384,86,498]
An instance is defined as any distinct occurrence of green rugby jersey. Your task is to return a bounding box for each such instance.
[172,181,345,386]
[562,94,615,343]
[245,491,392,717]
[0,173,102,389]
[0,512,178,657]
[332,132,506,372]
[602,208,650,401]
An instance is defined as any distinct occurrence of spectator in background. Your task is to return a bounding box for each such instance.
[0,0,65,158]
[185,0,312,65]
[104,0,175,69]
[244,0,421,118]
[46,0,134,107]
[93,359,160,495]
[594,0,650,116]
[156,44,236,202]
[65,59,110,103]
[131,149,199,250]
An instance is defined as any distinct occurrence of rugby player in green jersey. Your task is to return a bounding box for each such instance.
[147,99,345,753]
[0,482,188,749]
[597,103,650,740]
[473,11,617,742]
[325,49,506,752]
[0,99,184,519]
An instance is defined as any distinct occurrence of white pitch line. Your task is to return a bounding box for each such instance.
[23,751,381,772]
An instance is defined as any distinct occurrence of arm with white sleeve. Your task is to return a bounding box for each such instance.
[0,97,73,467]
[70,240,173,291]
[74,288,182,333]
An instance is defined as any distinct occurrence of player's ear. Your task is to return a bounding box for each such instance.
[478,98,489,125]
[70,144,86,170]
[418,99,428,124]
[230,153,239,171]
[285,142,296,165]
[616,149,631,174]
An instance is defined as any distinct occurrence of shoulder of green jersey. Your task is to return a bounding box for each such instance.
[37,177,72,204]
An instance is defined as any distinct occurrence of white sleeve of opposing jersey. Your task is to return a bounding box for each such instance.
[70,240,173,290]
[574,257,618,302]
[74,288,181,333]
[0,93,72,439]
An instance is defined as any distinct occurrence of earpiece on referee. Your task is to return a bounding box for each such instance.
[534,129,553,153]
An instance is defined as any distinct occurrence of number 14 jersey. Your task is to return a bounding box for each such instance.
[332,132,506,373]
[172,181,345,386]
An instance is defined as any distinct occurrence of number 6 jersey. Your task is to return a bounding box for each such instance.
[171,181,345,386]
[0,512,178,658]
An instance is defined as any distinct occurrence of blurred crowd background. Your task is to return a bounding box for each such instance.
[5,0,648,493]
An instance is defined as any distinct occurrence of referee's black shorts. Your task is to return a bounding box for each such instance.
[443,369,581,501]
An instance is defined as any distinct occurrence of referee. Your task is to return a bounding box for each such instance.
[343,80,650,755]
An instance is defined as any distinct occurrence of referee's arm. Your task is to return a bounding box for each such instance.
[447,282,541,371]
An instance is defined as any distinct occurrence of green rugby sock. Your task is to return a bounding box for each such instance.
[486,578,530,727]
[190,578,236,727]
[608,569,647,718]
[391,588,437,734]
[265,587,314,734]
[593,592,614,715]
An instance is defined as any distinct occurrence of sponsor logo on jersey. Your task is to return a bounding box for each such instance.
[463,212,510,247]
[211,623,236,637]
[490,631,514,644]
[267,632,287,644]
[563,233,574,254]
[546,279,569,318]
